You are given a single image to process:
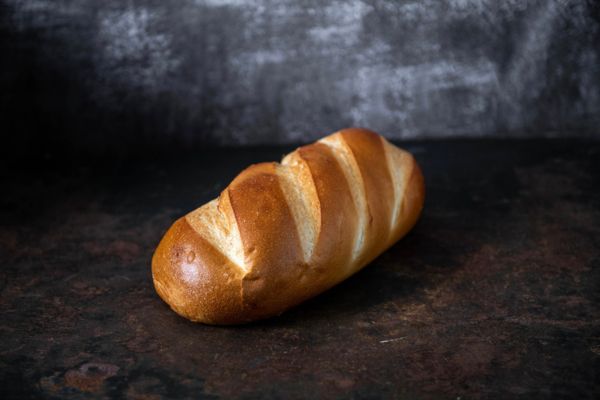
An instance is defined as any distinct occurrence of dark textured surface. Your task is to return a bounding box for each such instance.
[1,139,599,399]
[1,0,600,158]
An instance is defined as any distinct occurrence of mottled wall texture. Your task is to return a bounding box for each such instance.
[1,0,599,156]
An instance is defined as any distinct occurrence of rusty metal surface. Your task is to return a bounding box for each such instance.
[1,140,599,399]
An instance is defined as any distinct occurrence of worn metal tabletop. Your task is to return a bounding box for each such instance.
[1,140,599,399]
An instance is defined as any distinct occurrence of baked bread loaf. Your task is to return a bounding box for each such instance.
[152,128,425,324]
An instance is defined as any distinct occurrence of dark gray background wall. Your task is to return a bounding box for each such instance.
[1,0,599,157]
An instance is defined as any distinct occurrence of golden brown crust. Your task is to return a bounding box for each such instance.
[297,142,358,287]
[152,128,425,324]
[340,128,394,264]
[228,162,305,319]
[393,159,425,242]
[151,218,246,324]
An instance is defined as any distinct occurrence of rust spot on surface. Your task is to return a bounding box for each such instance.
[64,362,119,392]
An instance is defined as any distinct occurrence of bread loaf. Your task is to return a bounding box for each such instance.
[152,128,425,324]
